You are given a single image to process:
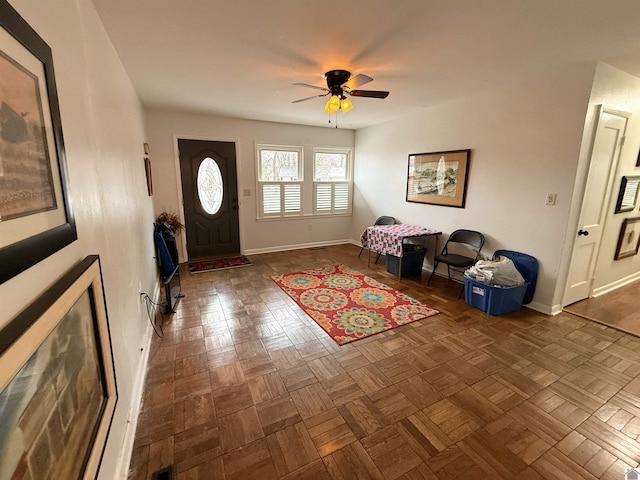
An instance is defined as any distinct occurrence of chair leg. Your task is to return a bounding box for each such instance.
[375,252,382,264]
[427,261,439,285]
[446,265,452,281]
[358,246,364,257]
[457,283,465,299]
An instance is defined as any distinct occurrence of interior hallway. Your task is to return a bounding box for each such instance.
[129,244,640,479]
[564,278,640,338]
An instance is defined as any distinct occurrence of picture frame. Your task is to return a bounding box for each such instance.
[614,217,640,260]
[0,0,77,285]
[614,176,640,214]
[0,255,117,479]
[406,149,470,208]
[144,157,153,196]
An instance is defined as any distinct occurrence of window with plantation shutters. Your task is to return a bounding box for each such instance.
[313,149,352,214]
[257,145,303,217]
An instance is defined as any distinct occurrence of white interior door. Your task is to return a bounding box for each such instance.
[564,108,628,306]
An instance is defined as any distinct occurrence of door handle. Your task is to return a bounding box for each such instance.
[578,229,589,236]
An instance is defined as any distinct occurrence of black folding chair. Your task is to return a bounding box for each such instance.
[359,216,397,263]
[427,229,485,296]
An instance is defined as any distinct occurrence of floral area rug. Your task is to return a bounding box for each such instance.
[271,264,439,345]
[188,255,251,273]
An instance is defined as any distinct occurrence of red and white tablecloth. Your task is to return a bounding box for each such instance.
[362,224,441,257]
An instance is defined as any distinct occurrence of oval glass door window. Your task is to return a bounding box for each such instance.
[197,157,223,214]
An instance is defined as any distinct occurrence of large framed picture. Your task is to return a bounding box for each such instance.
[614,217,640,260]
[614,176,640,214]
[0,255,117,479]
[406,149,470,208]
[0,0,77,285]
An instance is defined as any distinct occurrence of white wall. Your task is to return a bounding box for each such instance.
[0,1,156,478]
[589,63,640,293]
[352,63,597,313]
[144,109,355,259]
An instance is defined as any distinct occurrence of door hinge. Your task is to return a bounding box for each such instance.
[620,135,626,146]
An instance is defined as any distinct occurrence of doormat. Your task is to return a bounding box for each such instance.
[188,255,251,273]
[271,264,439,345]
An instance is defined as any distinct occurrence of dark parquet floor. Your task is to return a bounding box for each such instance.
[128,244,640,479]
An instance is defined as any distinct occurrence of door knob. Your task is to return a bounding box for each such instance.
[578,229,589,236]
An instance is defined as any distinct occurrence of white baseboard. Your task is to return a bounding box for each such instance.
[113,281,159,479]
[244,239,353,256]
[592,271,640,298]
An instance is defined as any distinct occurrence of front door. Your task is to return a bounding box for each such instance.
[178,139,240,260]
[564,108,628,306]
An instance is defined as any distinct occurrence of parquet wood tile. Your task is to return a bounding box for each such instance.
[303,408,358,456]
[349,364,394,395]
[289,383,335,420]
[173,420,221,473]
[256,394,302,435]
[322,441,385,480]
[221,438,278,480]
[212,383,254,418]
[247,371,287,404]
[176,457,225,480]
[129,244,640,480]
[218,406,265,453]
[279,364,318,392]
[209,361,246,390]
[279,459,332,480]
[174,393,216,433]
[360,425,423,479]
[321,373,366,406]
[266,422,320,476]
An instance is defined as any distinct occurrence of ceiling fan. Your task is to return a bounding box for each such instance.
[292,69,389,114]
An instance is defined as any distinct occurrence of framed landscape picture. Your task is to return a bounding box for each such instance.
[0,0,76,284]
[406,149,470,208]
[0,255,117,479]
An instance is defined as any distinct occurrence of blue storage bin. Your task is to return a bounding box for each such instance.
[464,277,528,315]
[464,249,538,315]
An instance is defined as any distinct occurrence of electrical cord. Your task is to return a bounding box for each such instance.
[140,292,165,337]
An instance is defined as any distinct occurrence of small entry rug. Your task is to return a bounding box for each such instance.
[271,264,439,345]
[188,255,251,273]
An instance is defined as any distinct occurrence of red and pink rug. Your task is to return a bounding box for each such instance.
[271,264,439,345]
[188,255,251,273]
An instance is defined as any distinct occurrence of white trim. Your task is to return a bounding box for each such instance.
[592,270,640,298]
[244,239,352,255]
[113,281,160,479]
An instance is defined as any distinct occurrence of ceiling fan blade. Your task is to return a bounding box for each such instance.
[293,82,329,92]
[292,92,329,103]
[341,74,373,90]
[348,90,389,99]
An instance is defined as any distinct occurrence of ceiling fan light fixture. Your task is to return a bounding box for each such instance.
[325,95,340,114]
[340,96,353,113]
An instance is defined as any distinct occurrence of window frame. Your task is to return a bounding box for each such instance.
[256,144,304,218]
[312,147,353,215]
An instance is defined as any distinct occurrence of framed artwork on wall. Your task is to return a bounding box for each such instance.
[614,217,640,260]
[406,149,470,208]
[144,157,153,196]
[0,0,77,285]
[0,255,117,479]
[614,176,640,214]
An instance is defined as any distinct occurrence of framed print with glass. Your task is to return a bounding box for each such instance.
[0,255,117,479]
[406,149,470,208]
[0,0,77,284]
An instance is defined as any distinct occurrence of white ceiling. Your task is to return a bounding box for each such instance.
[91,0,640,130]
